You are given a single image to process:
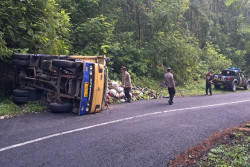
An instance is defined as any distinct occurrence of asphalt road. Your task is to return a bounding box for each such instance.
[0,91,250,167]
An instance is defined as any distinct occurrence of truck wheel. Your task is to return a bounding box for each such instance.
[13,89,29,97]
[27,90,39,101]
[231,82,237,92]
[13,96,28,103]
[244,82,249,90]
[52,60,76,68]
[13,59,29,67]
[13,54,30,60]
[49,102,73,113]
[214,85,220,89]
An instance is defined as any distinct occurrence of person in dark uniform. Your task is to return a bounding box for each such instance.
[206,70,213,96]
[121,66,132,102]
[164,67,176,105]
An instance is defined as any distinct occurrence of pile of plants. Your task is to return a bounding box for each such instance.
[106,80,164,104]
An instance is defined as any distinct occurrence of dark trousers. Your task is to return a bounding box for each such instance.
[124,87,131,101]
[206,83,212,95]
[168,87,175,102]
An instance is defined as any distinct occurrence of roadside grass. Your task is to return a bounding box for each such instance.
[198,126,250,167]
[169,123,250,167]
[133,77,239,97]
[0,96,20,116]
[22,101,47,114]
[175,80,228,97]
[0,91,47,118]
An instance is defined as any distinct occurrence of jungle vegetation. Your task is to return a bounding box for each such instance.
[1,0,250,85]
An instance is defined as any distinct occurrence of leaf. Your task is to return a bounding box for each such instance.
[225,0,237,7]
[21,6,26,11]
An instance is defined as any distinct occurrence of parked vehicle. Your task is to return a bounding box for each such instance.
[213,68,250,92]
[12,54,109,115]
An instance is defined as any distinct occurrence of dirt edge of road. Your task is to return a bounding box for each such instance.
[169,121,250,167]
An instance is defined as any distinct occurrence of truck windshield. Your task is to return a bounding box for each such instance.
[221,70,236,76]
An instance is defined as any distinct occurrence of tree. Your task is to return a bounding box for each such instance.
[0,0,71,58]
[184,0,250,73]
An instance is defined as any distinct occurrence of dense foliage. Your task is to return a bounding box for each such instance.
[0,0,71,61]
[199,131,250,166]
[1,0,250,85]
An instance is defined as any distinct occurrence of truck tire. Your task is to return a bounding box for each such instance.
[13,54,30,60]
[49,102,73,113]
[52,60,76,68]
[28,90,40,101]
[244,82,249,90]
[214,85,220,89]
[231,82,237,92]
[13,96,28,103]
[13,59,29,67]
[13,89,29,97]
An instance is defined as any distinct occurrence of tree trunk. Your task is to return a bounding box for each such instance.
[135,1,142,46]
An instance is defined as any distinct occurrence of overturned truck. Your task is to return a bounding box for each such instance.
[12,54,108,115]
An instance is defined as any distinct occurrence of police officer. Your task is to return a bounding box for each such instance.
[206,70,213,96]
[164,67,176,105]
[121,66,132,102]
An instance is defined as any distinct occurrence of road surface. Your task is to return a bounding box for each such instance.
[0,91,250,167]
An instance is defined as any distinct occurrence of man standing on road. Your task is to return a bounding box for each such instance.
[206,70,213,96]
[164,67,175,105]
[121,66,132,103]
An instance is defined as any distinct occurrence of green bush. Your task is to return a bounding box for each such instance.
[0,92,47,117]
[199,132,250,167]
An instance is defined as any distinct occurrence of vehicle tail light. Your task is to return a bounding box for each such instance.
[228,77,231,81]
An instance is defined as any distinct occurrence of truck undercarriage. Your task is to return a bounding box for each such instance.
[13,54,108,115]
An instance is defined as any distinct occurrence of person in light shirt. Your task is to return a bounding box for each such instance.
[121,66,132,103]
[164,67,175,105]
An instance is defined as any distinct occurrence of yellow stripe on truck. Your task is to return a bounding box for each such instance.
[90,64,105,113]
